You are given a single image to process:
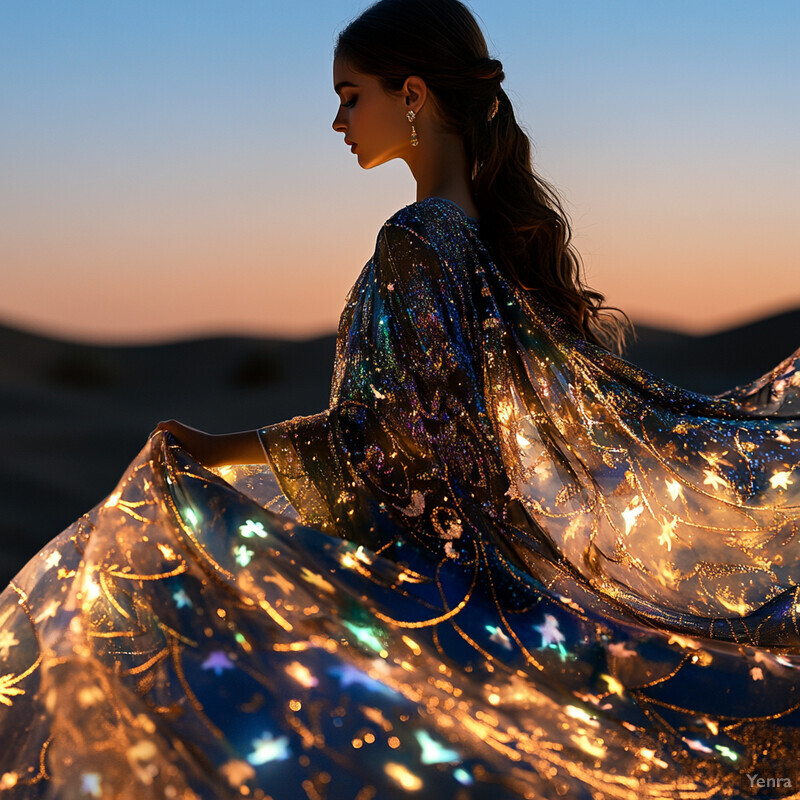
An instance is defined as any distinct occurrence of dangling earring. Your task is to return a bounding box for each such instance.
[406,109,419,147]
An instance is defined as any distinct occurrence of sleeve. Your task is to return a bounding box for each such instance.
[363,218,484,406]
[256,212,542,572]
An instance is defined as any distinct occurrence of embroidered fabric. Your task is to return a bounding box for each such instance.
[1,198,798,799]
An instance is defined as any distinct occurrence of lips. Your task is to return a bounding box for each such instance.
[345,139,357,152]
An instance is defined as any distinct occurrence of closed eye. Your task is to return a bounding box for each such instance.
[341,97,357,108]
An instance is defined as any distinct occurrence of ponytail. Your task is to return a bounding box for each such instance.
[470,79,632,352]
[337,0,633,353]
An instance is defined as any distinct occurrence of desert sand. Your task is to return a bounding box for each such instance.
[1,307,798,588]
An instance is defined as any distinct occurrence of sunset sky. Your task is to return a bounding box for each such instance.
[2,0,798,342]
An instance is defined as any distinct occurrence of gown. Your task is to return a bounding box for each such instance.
[0,197,799,800]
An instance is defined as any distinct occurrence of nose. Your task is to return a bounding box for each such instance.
[332,107,347,134]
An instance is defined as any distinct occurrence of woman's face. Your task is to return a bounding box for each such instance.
[332,56,413,169]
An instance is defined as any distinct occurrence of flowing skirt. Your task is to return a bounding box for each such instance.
[1,430,799,799]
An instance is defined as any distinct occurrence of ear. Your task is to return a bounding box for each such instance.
[402,75,428,114]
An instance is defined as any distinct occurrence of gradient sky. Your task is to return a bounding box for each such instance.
[2,0,798,342]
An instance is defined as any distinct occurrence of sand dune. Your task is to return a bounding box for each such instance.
[1,308,798,587]
[624,307,800,396]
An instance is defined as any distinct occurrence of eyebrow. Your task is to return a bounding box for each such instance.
[334,80,358,94]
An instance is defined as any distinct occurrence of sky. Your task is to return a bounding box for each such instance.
[2,0,798,343]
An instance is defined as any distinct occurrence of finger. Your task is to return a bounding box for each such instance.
[150,420,173,437]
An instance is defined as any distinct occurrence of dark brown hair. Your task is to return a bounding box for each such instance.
[336,0,632,352]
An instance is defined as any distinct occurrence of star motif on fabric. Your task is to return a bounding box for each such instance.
[600,674,624,697]
[0,631,20,659]
[201,650,235,675]
[157,543,177,561]
[285,661,318,688]
[562,517,582,543]
[343,620,385,653]
[655,560,683,589]
[702,469,728,491]
[486,625,513,650]
[682,737,713,754]
[621,501,643,535]
[239,519,268,539]
[246,732,291,765]
[414,730,460,764]
[750,666,764,681]
[235,545,254,567]
[80,773,102,798]
[44,550,61,569]
[172,589,193,609]
[336,543,373,572]
[668,634,699,650]
[220,759,256,788]
[327,665,402,698]
[300,568,334,593]
[33,600,60,625]
[658,516,678,551]
[608,642,636,659]
[83,575,103,605]
[769,470,793,490]
[534,614,565,648]
[715,744,739,762]
[700,450,731,469]
[0,674,25,707]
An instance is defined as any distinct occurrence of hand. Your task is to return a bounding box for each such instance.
[152,420,265,467]
[153,419,221,464]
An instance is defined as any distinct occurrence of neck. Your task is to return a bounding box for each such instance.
[406,130,478,220]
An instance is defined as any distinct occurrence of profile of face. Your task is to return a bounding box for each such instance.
[332,56,425,169]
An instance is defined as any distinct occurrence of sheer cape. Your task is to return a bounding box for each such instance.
[1,198,799,798]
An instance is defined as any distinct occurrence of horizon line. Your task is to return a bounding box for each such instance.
[1,302,798,349]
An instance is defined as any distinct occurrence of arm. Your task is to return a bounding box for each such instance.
[258,209,515,555]
[154,419,266,467]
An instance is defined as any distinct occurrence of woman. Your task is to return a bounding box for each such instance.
[1,1,799,798]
